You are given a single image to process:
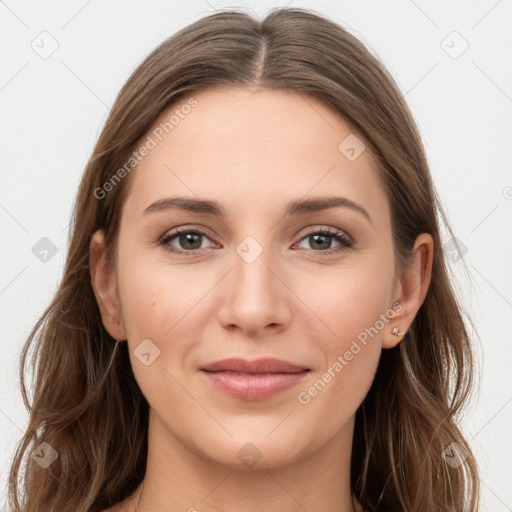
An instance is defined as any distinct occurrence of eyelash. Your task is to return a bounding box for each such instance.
[158,227,354,257]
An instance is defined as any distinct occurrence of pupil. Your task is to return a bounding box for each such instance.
[181,233,201,249]
[311,234,330,250]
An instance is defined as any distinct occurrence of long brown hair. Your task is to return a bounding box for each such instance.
[8,7,480,511]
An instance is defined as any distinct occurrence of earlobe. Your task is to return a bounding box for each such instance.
[383,324,406,349]
[89,229,127,341]
[382,233,434,349]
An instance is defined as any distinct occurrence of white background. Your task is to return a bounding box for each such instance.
[1,0,511,510]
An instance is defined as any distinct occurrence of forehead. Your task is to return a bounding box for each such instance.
[122,86,388,222]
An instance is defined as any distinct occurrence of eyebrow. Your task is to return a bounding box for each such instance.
[141,195,372,223]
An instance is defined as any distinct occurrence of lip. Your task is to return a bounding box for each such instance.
[200,357,310,401]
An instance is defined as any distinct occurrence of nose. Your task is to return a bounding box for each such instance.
[216,242,292,337]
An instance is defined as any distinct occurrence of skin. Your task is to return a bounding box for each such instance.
[90,87,433,512]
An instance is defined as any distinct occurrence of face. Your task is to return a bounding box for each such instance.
[96,87,407,469]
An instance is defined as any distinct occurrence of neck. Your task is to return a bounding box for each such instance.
[131,410,360,512]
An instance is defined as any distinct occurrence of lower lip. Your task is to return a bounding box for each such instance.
[201,370,309,401]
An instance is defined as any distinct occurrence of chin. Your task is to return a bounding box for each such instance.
[188,429,311,471]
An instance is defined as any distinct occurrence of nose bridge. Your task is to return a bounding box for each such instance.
[218,233,290,332]
[232,234,278,301]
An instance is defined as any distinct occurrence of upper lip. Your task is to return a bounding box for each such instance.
[201,357,309,374]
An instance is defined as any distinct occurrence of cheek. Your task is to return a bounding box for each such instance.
[117,265,206,411]
[295,340,380,442]
[293,270,389,419]
[117,246,205,338]
[116,248,210,382]
[291,260,393,410]
[298,259,395,350]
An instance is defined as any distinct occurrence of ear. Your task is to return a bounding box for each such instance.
[383,233,434,349]
[89,229,128,341]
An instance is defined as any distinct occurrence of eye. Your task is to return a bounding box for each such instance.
[159,228,216,255]
[159,226,353,256]
[294,228,353,255]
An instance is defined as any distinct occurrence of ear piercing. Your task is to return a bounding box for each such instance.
[391,326,404,337]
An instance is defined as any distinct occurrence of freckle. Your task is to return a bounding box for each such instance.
[152,301,156,306]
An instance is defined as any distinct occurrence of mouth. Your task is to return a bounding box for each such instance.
[200,358,310,401]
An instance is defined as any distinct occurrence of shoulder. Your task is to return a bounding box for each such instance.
[99,505,123,512]
[99,497,134,512]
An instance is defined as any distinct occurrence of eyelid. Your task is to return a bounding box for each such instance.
[159,223,215,240]
[297,225,353,244]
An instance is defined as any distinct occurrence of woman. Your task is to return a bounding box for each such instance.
[8,7,480,512]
